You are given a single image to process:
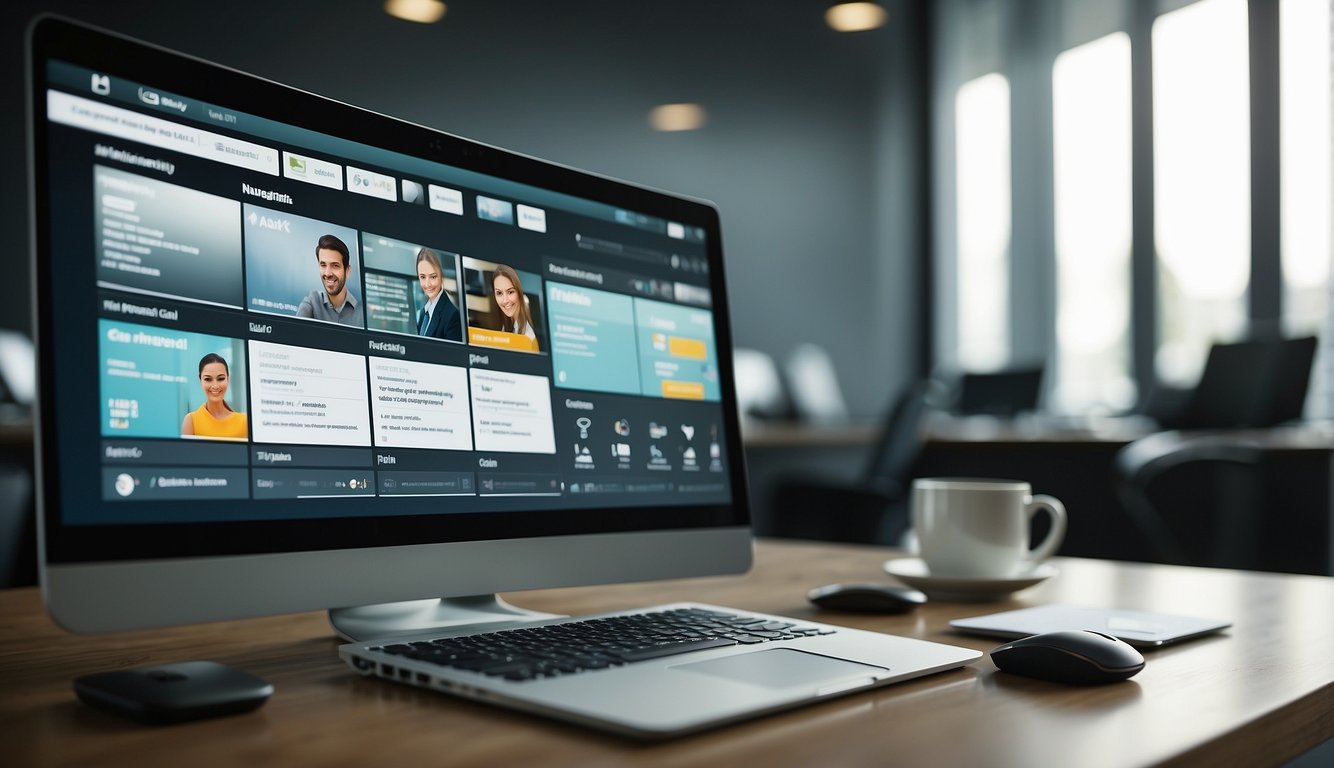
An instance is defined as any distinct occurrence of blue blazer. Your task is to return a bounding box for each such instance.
[422,297,463,342]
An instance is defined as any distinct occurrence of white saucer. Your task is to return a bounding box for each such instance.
[882,558,1058,602]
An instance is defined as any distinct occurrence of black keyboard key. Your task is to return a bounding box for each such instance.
[616,637,738,661]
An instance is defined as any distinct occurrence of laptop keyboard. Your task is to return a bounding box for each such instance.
[371,607,837,682]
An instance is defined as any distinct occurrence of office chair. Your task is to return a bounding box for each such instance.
[784,343,850,423]
[0,462,34,588]
[767,382,933,545]
[733,348,792,422]
[1112,431,1264,568]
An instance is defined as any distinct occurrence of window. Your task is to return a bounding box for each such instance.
[955,73,1011,372]
[1152,0,1251,385]
[1280,0,1331,336]
[1052,32,1134,412]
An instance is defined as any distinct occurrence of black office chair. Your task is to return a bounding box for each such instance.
[1112,431,1265,568]
[0,462,35,588]
[767,382,934,545]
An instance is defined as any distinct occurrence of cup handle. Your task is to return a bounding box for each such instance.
[1024,494,1068,568]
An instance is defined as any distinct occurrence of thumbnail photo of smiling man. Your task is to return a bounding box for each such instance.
[298,234,361,326]
[243,206,364,328]
[462,257,545,354]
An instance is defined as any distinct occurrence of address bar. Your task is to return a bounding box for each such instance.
[48,90,278,176]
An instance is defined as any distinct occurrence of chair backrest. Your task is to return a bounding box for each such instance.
[860,382,932,489]
[0,463,34,588]
[732,348,789,420]
[784,343,849,423]
[1178,336,1316,429]
[1258,335,1317,426]
[1179,340,1273,428]
[1113,432,1265,568]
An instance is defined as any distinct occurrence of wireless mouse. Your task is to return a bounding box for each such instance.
[807,583,927,614]
[990,630,1145,685]
[74,660,274,724]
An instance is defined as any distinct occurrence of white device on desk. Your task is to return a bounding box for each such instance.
[951,604,1231,648]
[29,16,979,738]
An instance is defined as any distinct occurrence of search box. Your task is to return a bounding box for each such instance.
[48,90,278,176]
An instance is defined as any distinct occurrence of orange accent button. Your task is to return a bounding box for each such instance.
[468,328,538,352]
[668,336,708,360]
[661,380,706,400]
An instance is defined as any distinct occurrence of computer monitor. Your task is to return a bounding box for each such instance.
[28,17,751,638]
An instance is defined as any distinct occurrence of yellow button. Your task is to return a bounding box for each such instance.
[668,336,708,360]
[468,328,538,352]
[661,380,706,399]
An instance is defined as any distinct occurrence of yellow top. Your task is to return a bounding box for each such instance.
[189,404,248,439]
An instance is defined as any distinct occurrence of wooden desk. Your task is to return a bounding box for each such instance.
[4,540,1333,767]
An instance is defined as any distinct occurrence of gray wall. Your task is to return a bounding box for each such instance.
[3,0,921,417]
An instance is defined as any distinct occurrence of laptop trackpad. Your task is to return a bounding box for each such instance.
[673,649,887,689]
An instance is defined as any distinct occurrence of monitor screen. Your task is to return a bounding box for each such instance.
[29,17,751,634]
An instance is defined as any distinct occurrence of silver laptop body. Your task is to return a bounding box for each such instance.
[341,602,981,739]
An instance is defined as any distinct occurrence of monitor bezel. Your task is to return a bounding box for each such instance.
[29,15,752,631]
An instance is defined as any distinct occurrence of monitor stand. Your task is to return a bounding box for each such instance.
[329,595,564,642]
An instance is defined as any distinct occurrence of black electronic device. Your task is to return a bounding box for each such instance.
[73,661,273,724]
[989,630,1145,685]
[806,583,927,614]
[29,16,751,638]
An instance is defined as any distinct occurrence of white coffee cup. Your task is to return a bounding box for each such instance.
[911,478,1067,579]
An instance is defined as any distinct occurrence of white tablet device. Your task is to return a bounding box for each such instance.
[950,604,1231,648]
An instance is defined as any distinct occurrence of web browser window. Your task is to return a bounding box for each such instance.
[44,61,731,526]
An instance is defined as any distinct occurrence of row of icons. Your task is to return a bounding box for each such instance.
[668,253,709,275]
[575,416,696,441]
[570,417,722,472]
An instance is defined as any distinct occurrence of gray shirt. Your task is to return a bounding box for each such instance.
[296,289,362,327]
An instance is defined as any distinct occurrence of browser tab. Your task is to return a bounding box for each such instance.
[428,184,464,215]
[283,151,344,190]
[347,166,397,201]
[477,195,514,224]
[517,204,547,233]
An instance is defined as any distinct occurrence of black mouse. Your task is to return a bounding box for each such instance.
[807,583,927,614]
[990,630,1145,685]
[74,660,274,724]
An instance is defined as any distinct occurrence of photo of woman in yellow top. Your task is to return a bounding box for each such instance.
[181,352,248,440]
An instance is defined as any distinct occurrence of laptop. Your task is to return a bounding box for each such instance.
[341,602,981,739]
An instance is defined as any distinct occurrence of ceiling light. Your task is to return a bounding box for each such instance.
[385,0,447,24]
[649,103,707,132]
[825,2,888,32]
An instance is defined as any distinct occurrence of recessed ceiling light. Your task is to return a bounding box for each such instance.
[649,103,707,132]
[385,0,447,24]
[825,2,888,32]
